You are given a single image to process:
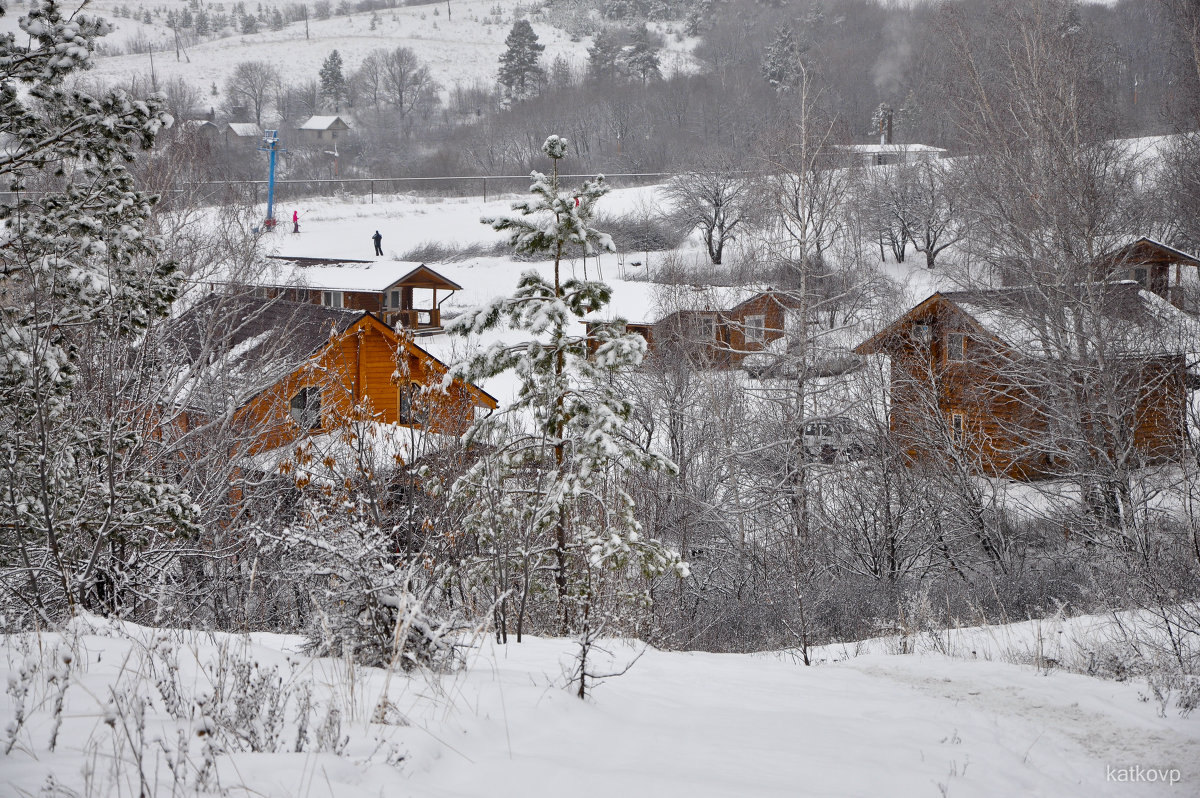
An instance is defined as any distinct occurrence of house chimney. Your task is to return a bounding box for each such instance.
[877,106,894,145]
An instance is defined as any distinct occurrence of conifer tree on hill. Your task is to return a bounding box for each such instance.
[319,49,346,111]
[498,18,545,101]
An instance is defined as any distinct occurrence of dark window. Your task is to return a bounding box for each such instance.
[745,314,766,343]
[912,324,932,346]
[289,387,321,430]
[946,333,965,362]
[1133,267,1148,288]
[951,413,964,444]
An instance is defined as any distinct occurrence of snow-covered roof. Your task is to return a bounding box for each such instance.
[299,115,350,131]
[861,282,1200,360]
[166,294,362,411]
[226,122,263,137]
[232,259,449,293]
[585,284,767,325]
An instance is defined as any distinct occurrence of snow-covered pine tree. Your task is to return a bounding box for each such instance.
[497,19,545,101]
[448,135,687,640]
[319,49,346,111]
[622,26,661,84]
[0,0,194,624]
[761,26,805,92]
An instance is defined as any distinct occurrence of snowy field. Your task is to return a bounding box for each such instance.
[1,612,1196,798]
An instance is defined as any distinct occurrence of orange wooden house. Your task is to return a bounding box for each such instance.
[170,294,496,455]
[855,283,1191,480]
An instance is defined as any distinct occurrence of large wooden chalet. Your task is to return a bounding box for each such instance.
[230,257,462,334]
[169,295,496,454]
[855,283,1192,479]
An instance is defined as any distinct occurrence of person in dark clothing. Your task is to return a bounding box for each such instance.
[372,230,383,256]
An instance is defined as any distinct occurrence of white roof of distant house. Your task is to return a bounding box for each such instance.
[299,115,350,130]
[226,122,262,137]
[232,259,453,293]
[180,119,218,130]
[844,143,948,154]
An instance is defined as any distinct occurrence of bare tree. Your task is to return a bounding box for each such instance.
[224,60,280,126]
[661,153,752,266]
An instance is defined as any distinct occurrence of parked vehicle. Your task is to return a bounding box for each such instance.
[801,416,870,463]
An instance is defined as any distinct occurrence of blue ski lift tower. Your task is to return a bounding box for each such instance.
[259,129,282,231]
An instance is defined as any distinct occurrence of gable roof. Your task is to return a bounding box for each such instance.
[395,264,463,291]
[168,295,361,411]
[856,283,1197,359]
[226,122,262,137]
[168,295,497,412]
[1097,236,1200,268]
[299,115,350,131]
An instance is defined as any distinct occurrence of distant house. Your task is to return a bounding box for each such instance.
[224,122,263,150]
[226,257,463,335]
[297,115,351,143]
[178,119,220,143]
[588,288,802,369]
[842,143,948,167]
[169,295,496,455]
[854,283,1191,479]
[1090,237,1200,311]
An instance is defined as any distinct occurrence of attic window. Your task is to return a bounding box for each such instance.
[745,315,766,343]
[322,290,344,308]
[289,387,321,430]
[912,324,932,346]
[946,333,965,362]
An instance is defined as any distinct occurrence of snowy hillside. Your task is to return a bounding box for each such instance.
[1,0,700,100]
[1,612,1195,798]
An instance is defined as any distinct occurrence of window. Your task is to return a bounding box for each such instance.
[398,382,427,427]
[1132,267,1148,288]
[322,290,344,308]
[389,290,401,309]
[289,387,321,430]
[697,316,717,340]
[912,324,932,346]
[951,413,964,444]
[744,314,766,344]
[945,333,965,361]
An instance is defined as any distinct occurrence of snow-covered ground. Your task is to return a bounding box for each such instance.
[1,612,1195,797]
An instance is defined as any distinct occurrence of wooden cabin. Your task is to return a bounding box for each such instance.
[169,295,496,455]
[588,289,800,368]
[1090,237,1200,311]
[854,284,1189,480]
[233,257,462,335]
